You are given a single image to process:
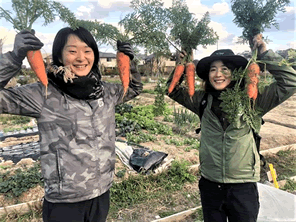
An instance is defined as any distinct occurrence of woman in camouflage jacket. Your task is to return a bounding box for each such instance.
[0,27,143,222]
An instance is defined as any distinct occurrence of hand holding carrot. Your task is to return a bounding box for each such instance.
[252,33,267,55]
[13,30,48,96]
[13,30,44,62]
[116,40,134,99]
[117,40,134,60]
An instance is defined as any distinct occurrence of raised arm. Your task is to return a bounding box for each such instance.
[116,41,143,104]
[0,30,44,117]
[253,34,296,115]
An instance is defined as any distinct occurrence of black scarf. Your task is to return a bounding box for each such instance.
[47,65,104,100]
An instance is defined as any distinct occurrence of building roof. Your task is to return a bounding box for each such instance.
[99,52,116,58]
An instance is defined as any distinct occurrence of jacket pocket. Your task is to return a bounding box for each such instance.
[225,130,256,179]
[41,151,62,195]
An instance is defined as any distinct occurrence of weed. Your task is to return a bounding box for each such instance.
[281,179,296,193]
[0,114,31,125]
[117,105,173,137]
[261,148,296,182]
[158,210,176,218]
[142,89,156,94]
[110,160,196,209]
[126,131,156,143]
[0,165,12,170]
[173,107,200,134]
[0,163,43,198]
[163,136,199,150]
[153,76,168,116]
[163,115,174,122]
[0,206,42,222]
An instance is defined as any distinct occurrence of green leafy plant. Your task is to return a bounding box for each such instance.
[119,0,171,55]
[219,67,263,133]
[110,160,196,208]
[115,104,173,140]
[0,114,31,125]
[0,0,77,31]
[281,179,296,193]
[173,107,200,127]
[219,50,271,133]
[168,1,218,60]
[126,131,156,143]
[153,76,169,116]
[0,163,43,197]
[231,0,291,49]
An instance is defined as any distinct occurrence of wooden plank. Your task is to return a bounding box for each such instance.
[151,206,202,222]
[261,144,296,155]
[0,200,42,217]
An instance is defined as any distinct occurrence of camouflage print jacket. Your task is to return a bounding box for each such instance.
[0,52,143,203]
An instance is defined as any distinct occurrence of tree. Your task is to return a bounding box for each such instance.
[74,20,121,48]
[231,0,290,49]
[0,0,78,31]
[119,0,219,62]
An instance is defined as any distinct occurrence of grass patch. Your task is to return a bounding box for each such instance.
[0,163,43,198]
[261,148,296,182]
[142,89,156,94]
[108,160,198,219]
[162,136,200,150]
[281,179,296,193]
[0,114,31,125]
[184,207,204,222]
[0,206,42,222]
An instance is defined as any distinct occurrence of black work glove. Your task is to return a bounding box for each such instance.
[13,30,44,62]
[117,40,134,60]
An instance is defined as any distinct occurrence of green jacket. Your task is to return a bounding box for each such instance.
[167,50,296,183]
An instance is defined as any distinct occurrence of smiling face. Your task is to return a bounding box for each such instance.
[60,34,95,77]
[209,60,232,90]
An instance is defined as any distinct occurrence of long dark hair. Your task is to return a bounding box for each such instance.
[52,27,100,74]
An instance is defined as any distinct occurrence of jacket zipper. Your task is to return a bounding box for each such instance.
[208,96,228,182]
[56,149,63,194]
[222,131,227,182]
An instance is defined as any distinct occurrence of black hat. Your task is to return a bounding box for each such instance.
[196,49,248,80]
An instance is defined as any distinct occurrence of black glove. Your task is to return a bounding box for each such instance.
[13,30,44,62]
[117,40,134,60]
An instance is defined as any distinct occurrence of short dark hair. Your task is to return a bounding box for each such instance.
[52,27,100,73]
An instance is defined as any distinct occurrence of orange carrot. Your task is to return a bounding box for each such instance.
[247,83,256,99]
[247,62,260,100]
[185,62,196,98]
[168,64,185,94]
[116,51,130,98]
[27,50,48,95]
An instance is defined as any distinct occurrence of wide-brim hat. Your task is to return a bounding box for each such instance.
[196,49,248,80]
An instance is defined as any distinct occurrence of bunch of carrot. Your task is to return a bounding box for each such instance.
[246,62,260,101]
[27,49,48,96]
[116,51,130,98]
[168,62,196,98]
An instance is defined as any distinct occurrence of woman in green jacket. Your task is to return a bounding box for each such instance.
[167,35,296,222]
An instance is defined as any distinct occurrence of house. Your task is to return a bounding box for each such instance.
[142,53,177,75]
[99,52,117,68]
